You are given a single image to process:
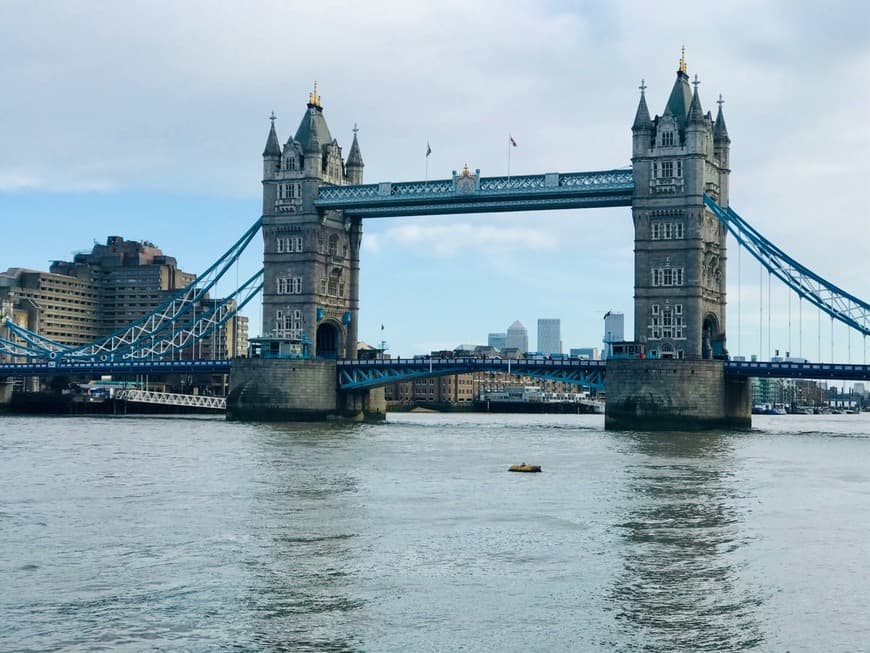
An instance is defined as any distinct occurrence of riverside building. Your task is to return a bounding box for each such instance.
[0,236,247,361]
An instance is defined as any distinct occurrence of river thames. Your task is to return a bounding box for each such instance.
[1,412,868,651]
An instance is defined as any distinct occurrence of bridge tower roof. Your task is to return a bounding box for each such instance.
[663,51,693,126]
[294,82,333,150]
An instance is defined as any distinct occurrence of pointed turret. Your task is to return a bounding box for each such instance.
[713,95,730,144]
[263,113,281,157]
[632,80,653,131]
[688,77,705,124]
[346,124,364,184]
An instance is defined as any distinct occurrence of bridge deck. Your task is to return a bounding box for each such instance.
[314,169,634,218]
[3,358,870,387]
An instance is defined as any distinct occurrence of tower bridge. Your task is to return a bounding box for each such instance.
[4,54,870,427]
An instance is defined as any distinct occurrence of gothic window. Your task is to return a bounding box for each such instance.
[275,236,302,253]
[674,222,684,239]
[651,267,684,287]
[317,232,325,254]
[663,223,673,239]
[652,304,660,315]
[662,131,674,147]
[276,276,302,294]
[328,234,339,257]
[318,278,327,295]
[661,161,674,178]
[278,183,300,200]
[651,223,661,240]
[676,161,683,177]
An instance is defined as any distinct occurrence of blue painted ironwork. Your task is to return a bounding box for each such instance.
[705,196,870,337]
[0,359,231,376]
[315,169,634,217]
[1,219,263,362]
[337,357,607,390]
[724,360,870,382]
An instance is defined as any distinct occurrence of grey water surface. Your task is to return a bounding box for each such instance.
[1,412,868,652]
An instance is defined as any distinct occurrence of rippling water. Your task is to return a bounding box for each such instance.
[1,412,868,651]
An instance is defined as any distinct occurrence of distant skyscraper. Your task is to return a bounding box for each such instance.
[488,332,507,350]
[537,318,561,355]
[603,311,624,358]
[505,320,528,353]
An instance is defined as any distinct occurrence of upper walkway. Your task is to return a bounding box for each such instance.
[314,169,634,218]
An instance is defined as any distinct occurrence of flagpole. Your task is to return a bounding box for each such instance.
[507,134,511,180]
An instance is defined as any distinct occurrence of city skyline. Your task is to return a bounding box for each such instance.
[1,3,868,359]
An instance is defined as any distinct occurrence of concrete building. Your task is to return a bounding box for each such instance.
[570,347,600,360]
[602,311,624,358]
[537,318,561,356]
[505,320,528,354]
[488,332,506,350]
[0,236,247,361]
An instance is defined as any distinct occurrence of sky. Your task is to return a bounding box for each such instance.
[1,1,869,360]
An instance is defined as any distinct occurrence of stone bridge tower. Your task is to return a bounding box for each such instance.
[606,54,749,430]
[260,85,363,359]
[630,53,731,360]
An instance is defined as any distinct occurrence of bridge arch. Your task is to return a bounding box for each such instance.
[315,320,342,359]
[702,313,721,359]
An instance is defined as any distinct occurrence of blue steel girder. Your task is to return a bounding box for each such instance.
[315,169,634,218]
[725,360,870,381]
[337,358,607,391]
[0,359,232,376]
[705,196,870,337]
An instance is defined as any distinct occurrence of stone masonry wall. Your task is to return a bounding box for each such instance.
[605,359,751,430]
[227,358,337,421]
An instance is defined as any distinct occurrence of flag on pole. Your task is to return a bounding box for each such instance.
[426,142,432,157]
[509,134,517,147]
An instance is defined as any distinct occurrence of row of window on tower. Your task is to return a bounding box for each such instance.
[275,309,302,338]
[275,273,345,298]
[274,234,348,258]
[651,221,684,240]
[277,183,301,200]
[648,303,686,340]
[651,267,684,287]
[653,160,683,179]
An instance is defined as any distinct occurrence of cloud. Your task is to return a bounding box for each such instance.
[379,222,557,257]
[0,171,119,193]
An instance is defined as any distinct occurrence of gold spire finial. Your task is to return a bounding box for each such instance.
[679,46,687,74]
[308,81,321,108]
